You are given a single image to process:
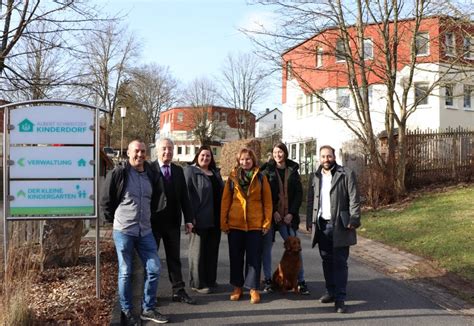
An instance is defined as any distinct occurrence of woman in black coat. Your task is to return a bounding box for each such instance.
[260,143,310,295]
[184,145,224,293]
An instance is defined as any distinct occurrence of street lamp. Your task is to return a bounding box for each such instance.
[119,106,127,158]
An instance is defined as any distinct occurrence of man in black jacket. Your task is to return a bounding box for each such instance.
[100,140,169,325]
[152,137,196,304]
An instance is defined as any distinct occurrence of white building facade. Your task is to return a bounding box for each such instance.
[255,108,283,138]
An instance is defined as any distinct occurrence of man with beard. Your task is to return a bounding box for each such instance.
[306,145,361,313]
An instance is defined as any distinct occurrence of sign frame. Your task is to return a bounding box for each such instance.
[2,99,105,298]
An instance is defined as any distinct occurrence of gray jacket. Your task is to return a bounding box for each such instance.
[306,164,361,248]
[184,164,224,229]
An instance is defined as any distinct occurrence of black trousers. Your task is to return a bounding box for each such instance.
[153,225,185,293]
[188,227,221,289]
[228,229,263,290]
[317,217,350,301]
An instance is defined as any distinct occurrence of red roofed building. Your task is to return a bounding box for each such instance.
[281,15,474,171]
[157,106,256,162]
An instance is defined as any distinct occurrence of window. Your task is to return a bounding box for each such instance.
[307,94,314,115]
[363,39,373,60]
[290,144,296,159]
[316,47,323,67]
[296,95,303,117]
[415,32,430,56]
[177,112,184,122]
[212,147,217,155]
[221,112,227,122]
[273,123,276,128]
[445,85,454,107]
[464,85,472,109]
[177,146,182,155]
[286,60,292,79]
[368,86,373,106]
[445,33,456,56]
[337,88,350,109]
[336,39,345,62]
[464,37,474,59]
[315,93,323,112]
[194,146,199,154]
[359,86,373,107]
[414,82,429,106]
[185,146,190,155]
[274,114,277,119]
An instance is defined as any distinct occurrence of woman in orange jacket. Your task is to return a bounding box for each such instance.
[221,147,272,304]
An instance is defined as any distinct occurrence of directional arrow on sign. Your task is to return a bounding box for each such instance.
[18,158,25,167]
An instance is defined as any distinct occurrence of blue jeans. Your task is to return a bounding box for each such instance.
[113,230,161,312]
[262,224,305,282]
[228,230,263,289]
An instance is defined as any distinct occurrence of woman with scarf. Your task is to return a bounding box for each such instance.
[260,143,309,295]
[221,147,272,304]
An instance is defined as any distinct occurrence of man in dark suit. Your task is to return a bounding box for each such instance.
[306,145,361,313]
[152,137,196,304]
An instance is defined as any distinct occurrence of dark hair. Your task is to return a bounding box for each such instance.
[319,145,336,156]
[191,145,217,170]
[273,142,289,160]
[235,147,258,169]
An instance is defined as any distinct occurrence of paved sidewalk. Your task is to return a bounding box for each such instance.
[351,236,473,315]
[107,224,473,324]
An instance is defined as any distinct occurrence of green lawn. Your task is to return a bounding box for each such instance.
[359,185,474,282]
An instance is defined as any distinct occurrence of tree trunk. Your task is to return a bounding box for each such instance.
[395,125,407,198]
[41,220,83,269]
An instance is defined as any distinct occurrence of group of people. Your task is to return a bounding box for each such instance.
[101,138,361,325]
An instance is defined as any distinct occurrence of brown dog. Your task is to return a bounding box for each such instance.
[272,236,302,293]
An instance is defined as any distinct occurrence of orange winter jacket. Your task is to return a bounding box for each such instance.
[220,167,272,232]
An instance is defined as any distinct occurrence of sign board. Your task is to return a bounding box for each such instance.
[10,106,94,144]
[9,146,94,178]
[9,180,94,216]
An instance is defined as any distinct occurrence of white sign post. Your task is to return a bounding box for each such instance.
[2,100,103,298]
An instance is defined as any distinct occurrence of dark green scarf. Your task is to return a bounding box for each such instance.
[238,168,254,194]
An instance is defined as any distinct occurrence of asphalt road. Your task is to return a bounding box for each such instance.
[125,230,472,326]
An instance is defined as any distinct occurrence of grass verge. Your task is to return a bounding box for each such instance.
[359,184,474,283]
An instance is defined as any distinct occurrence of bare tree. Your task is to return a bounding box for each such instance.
[219,52,268,139]
[2,20,74,100]
[0,0,105,92]
[244,0,474,201]
[80,21,139,146]
[181,77,223,145]
[127,63,178,145]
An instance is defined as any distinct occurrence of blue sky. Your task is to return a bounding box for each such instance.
[101,0,281,112]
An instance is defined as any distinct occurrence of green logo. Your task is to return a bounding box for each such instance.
[77,159,86,167]
[17,190,26,198]
[18,158,25,167]
[18,119,34,132]
[75,184,87,199]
